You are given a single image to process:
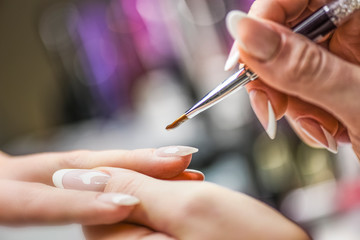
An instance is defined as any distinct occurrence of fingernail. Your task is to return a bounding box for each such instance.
[297,118,338,153]
[224,42,240,71]
[320,125,338,153]
[155,146,199,157]
[226,10,281,61]
[52,169,110,191]
[97,193,140,206]
[184,169,205,180]
[249,90,277,139]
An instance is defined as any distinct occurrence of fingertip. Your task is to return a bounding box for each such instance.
[148,146,199,178]
[52,169,75,188]
[154,146,198,157]
[246,81,288,119]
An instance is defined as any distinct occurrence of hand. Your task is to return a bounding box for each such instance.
[224,0,360,157]
[82,168,309,240]
[0,146,201,225]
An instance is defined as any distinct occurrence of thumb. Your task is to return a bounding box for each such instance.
[226,11,360,127]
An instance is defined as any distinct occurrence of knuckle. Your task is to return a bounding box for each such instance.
[176,184,215,219]
[286,41,325,92]
[105,170,145,197]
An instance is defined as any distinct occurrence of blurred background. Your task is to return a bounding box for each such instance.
[1,0,360,239]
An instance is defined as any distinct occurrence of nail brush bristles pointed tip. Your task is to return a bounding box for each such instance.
[166,114,188,130]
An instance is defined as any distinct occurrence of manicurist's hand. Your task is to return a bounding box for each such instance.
[224,0,360,157]
[0,146,202,225]
[80,168,309,240]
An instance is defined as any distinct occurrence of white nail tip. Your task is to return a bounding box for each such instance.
[320,126,338,153]
[299,127,327,149]
[266,101,277,140]
[184,169,205,178]
[157,146,199,157]
[226,10,248,41]
[52,169,75,189]
[112,194,140,206]
[224,43,240,71]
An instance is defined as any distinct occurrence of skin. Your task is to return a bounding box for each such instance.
[243,0,360,157]
[0,149,198,225]
[83,168,310,240]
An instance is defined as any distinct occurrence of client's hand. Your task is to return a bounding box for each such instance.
[81,168,309,240]
[0,146,200,225]
[225,0,360,157]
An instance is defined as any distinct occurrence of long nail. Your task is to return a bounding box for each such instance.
[249,90,277,139]
[97,193,140,206]
[226,10,281,61]
[53,169,110,191]
[224,42,240,71]
[297,118,338,153]
[155,146,198,157]
[184,169,205,180]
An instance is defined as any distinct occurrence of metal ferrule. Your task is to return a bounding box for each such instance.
[185,67,258,118]
[326,0,360,26]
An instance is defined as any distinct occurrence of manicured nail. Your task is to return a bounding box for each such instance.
[320,125,338,153]
[97,193,140,206]
[53,169,110,191]
[184,169,205,180]
[224,42,240,71]
[155,146,199,157]
[297,118,338,153]
[226,10,281,61]
[249,90,277,139]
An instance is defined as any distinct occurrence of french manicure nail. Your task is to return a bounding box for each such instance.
[249,90,277,139]
[226,10,249,51]
[97,193,140,206]
[224,42,240,71]
[297,118,338,153]
[53,169,110,191]
[155,146,199,157]
[184,169,205,180]
[320,125,338,153]
[226,10,281,61]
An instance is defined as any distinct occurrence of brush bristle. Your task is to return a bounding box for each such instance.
[166,115,188,130]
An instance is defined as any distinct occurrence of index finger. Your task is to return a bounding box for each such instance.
[0,146,198,185]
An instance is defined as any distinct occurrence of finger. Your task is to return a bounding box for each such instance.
[225,0,310,73]
[1,146,198,185]
[245,80,288,139]
[51,168,204,192]
[83,224,176,240]
[0,180,139,226]
[227,13,360,133]
[97,168,192,233]
[285,96,339,153]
